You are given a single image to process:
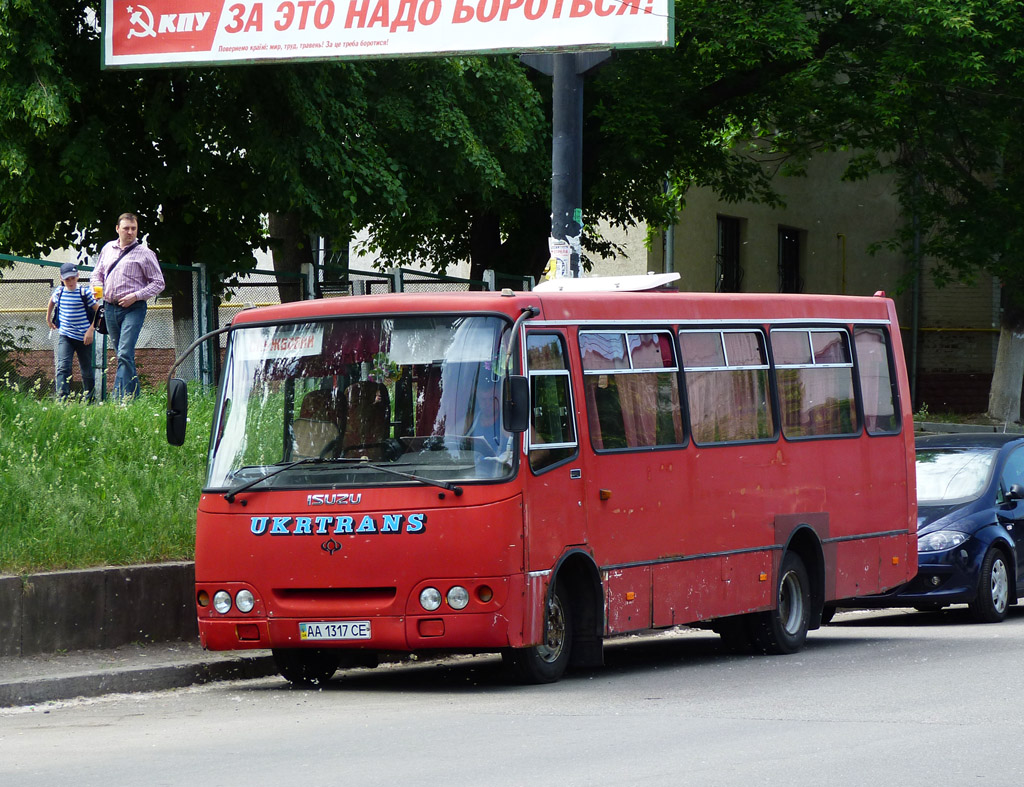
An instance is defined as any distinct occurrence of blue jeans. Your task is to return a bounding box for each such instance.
[105,300,147,400]
[55,334,95,401]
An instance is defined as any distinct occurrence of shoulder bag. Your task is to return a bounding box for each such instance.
[93,240,140,335]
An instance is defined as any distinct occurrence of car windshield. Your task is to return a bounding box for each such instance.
[207,315,515,490]
[915,447,997,505]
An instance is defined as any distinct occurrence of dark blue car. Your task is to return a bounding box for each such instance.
[844,432,1024,623]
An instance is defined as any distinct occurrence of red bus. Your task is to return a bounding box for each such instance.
[167,275,917,685]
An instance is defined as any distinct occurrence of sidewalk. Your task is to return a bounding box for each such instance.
[0,640,278,708]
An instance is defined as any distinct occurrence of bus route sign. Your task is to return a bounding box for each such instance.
[101,0,675,69]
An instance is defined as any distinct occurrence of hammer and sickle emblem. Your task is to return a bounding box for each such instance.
[126,5,158,38]
[321,538,342,555]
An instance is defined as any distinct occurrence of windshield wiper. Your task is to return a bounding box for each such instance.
[223,456,463,504]
[325,457,463,496]
[223,457,325,503]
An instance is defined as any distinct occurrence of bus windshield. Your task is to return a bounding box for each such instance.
[207,314,514,490]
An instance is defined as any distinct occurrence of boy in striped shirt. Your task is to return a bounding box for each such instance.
[46,262,99,401]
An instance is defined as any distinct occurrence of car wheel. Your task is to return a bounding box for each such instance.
[968,547,1011,624]
[749,551,811,654]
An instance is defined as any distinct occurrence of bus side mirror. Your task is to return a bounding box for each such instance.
[504,375,530,433]
[167,378,188,446]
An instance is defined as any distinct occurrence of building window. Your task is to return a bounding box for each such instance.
[716,216,742,293]
[778,227,802,293]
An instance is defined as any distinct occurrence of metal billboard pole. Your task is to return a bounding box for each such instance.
[521,51,610,278]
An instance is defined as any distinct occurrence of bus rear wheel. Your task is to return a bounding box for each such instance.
[503,582,572,684]
[749,551,811,655]
[272,647,341,687]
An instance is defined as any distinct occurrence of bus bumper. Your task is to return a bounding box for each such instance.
[197,612,519,652]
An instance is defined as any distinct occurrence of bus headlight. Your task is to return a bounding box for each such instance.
[235,589,255,613]
[420,587,442,611]
[213,590,232,614]
[447,586,470,610]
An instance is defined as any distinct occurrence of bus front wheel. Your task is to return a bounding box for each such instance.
[749,551,811,655]
[272,647,341,687]
[503,582,572,684]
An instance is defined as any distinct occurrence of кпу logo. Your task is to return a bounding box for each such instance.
[126,3,213,37]
[112,1,222,58]
[126,5,158,38]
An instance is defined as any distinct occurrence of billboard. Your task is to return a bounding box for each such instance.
[102,0,674,69]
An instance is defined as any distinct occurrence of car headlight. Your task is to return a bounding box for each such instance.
[918,530,970,553]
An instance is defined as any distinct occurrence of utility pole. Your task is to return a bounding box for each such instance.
[521,51,610,278]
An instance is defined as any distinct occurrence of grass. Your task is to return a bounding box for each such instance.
[914,402,1017,426]
[0,379,215,575]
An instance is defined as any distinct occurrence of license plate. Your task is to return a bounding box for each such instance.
[299,621,371,641]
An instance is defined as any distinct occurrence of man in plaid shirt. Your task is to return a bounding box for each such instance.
[93,212,165,401]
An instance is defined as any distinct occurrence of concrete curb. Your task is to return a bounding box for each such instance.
[0,651,278,708]
[916,420,1024,434]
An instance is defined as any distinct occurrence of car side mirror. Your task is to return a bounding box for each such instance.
[167,378,188,446]
[503,375,529,433]
[1009,483,1024,502]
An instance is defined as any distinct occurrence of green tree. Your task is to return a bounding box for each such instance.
[348,1,892,278]
[353,58,549,283]
[583,1,1024,419]
[0,3,545,288]
[7,0,1024,429]
[751,0,1024,419]
[860,1,1024,422]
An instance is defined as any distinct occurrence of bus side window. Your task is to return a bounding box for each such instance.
[771,328,858,438]
[853,326,900,435]
[680,329,774,444]
[580,330,683,451]
[526,333,577,472]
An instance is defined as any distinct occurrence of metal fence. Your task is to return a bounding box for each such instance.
[0,255,206,400]
[0,253,534,398]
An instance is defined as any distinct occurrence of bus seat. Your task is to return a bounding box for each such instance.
[293,389,344,459]
[342,380,391,459]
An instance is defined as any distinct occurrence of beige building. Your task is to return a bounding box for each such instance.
[640,152,1001,414]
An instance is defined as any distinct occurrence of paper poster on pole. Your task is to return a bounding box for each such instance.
[548,237,572,279]
[102,0,674,69]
